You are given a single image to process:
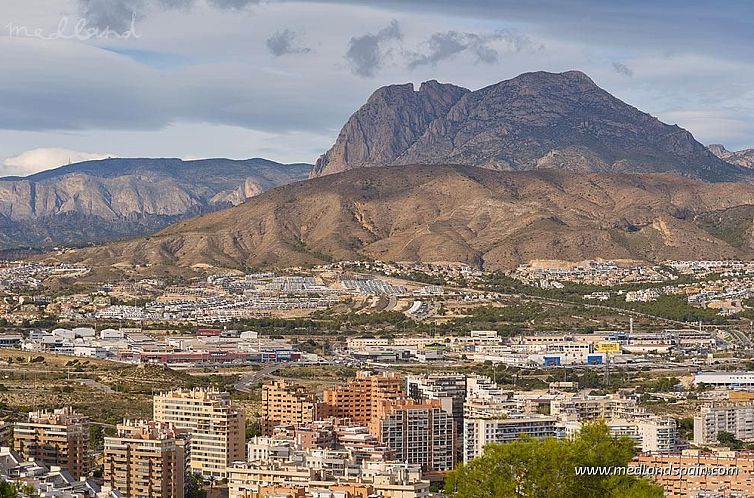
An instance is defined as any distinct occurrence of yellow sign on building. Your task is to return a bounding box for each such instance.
[596,341,621,354]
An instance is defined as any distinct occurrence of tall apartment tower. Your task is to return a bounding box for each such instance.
[260,380,318,435]
[694,403,754,444]
[320,371,403,425]
[406,373,467,448]
[13,406,90,478]
[104,419,188,498]
[368,398,455,474]
[154,388,244,478]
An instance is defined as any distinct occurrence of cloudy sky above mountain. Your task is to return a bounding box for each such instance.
[1,0,753,175]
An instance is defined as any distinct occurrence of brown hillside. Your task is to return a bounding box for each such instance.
[48,165,754,272]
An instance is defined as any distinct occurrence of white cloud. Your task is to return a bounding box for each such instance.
[2,148,115,177]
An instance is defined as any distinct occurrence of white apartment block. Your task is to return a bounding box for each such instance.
[154,388,245,478]
[562,417,677,453]
[463,400,558,463]
[694,404,754,445]
[550,394,643,421]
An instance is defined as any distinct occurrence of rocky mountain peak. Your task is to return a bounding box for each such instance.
[707,143,754,168]
[310,80,469,177]
[312,71,748,182]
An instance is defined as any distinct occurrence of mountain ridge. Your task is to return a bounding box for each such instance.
[0,157,311,250]
[47,164,754,274]
[313,71,747,182]
[708,143,754,168]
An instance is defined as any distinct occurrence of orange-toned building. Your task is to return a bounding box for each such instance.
[320,371,403,425]
[237,483,374,498]
[13,406,90,479]
[633,449,754,498]
[103,419,188,498]
[261,380,318,435]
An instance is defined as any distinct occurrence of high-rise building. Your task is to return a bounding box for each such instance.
[694,403,754,444]
[103,419,188,498]
[320,371,403,425]
[154,387,244,478]
[13,406,90,478]
[260,380,318,435]
[406,373,505,457]
[463,400,558,463]
[562,416,678,453]
[368,399,455,474]
[550,393,642,421]
[406,373,466,442]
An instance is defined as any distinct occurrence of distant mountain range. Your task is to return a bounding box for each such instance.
[708,143,754,168]
[21,70,754,271]
[0,157,310,250]
[313,71,748,182]
[49,165,754,272]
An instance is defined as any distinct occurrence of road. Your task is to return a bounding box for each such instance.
[234,364,282,393]
[727,328,753,348]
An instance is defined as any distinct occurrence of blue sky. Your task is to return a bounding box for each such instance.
[1,0,753,175]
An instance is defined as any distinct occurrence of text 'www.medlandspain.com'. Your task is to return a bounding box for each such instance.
[575,465,740,477]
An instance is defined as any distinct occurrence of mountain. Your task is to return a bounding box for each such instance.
[49,164,754,273]
[312,80,469,177]
[0,157,310,250]
[708,144,754,168]
[312,71,746,182]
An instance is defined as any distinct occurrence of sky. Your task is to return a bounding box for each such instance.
[1,0,753,176]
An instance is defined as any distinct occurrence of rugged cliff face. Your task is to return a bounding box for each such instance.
[0,157,310,249]
[313,71,746,182]
[50,164,754,273]
[311,80,469,177]
[708,144,754,168]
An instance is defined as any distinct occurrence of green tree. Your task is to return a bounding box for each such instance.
[445,421,664,498]
[185,473,207,498]
[0,481,15,498]
[717,431,743,449]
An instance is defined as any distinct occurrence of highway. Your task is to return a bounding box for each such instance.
[234,364,282,393]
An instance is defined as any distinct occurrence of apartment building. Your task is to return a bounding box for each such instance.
[406,373,466,441]
[562,417,678,453]
[406,373,506,459]
[463,400,558,463]
[260,380,318,435]
[694,403,754,444]
[368,399,455,474]
[550,394,642,421]
[154,387,245,478]
[633,449,754,498]
[103,419,188,498]
[226,460,430,498]
[13,406,90,478]
[320,371,403,425]
[637,417,679,453]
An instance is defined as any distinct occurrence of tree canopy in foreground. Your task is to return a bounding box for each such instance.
[446,421,664,498]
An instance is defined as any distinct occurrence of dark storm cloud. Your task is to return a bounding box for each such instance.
[345,20,402,77]
[612,62,633,77]
[266,29,312,56]
[408,30,538,68]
